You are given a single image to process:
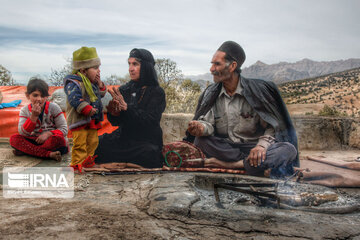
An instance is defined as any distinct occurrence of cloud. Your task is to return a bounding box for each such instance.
[0,0,359,84]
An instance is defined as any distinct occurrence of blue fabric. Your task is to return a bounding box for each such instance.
[0,100,22,109]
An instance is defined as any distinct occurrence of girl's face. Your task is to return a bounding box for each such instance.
[26,90,47,108]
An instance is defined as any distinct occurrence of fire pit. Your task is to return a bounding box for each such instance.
[193,175,360,214]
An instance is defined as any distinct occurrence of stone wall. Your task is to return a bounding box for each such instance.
[292,116,360,150]
[161,114,360,150]
[160,113,193,144]
[49,88,360,151]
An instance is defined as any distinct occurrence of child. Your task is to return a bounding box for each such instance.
[64,46,106,169]
[10,78,68,161]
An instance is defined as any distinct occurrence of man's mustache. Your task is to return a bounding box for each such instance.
[211,71,220,76]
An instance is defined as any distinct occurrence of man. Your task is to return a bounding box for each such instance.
[185,41,298,177]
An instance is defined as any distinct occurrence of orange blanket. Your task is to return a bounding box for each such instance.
[0,86,117,138]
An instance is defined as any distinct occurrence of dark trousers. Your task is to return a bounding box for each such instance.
[194,136,297,177]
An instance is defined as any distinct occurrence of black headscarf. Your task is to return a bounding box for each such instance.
[129,48,159,88]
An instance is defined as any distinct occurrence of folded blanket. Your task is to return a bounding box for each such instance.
[83,163,246,175]
[306,156,360,170]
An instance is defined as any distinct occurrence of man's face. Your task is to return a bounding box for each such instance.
[210,51,231,83]
[83,66,100,84]
[128,57,141,81]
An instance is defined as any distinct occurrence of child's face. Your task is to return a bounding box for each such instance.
[84,66,100,84]
[26,90,47,108]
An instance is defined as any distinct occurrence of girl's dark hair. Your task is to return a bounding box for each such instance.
[26,77,50,97]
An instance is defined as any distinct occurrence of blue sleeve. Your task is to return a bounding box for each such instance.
[64,81,83,109]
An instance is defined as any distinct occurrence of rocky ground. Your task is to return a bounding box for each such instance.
[1,173,360,239]
[1,142,360,239]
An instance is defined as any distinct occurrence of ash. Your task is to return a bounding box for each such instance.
[192,175,360,210]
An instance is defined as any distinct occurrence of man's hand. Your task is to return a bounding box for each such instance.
[36,131,53,144]
[247,145,266,167]
[187,120,204,137]
[108,87,127,111]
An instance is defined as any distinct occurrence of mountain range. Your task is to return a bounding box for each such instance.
[187,58,360,85]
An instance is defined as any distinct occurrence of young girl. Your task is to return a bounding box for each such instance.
[10,78,68,161]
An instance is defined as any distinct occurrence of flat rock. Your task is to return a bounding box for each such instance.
[1,172,359,239]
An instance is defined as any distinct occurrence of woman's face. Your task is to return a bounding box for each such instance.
[128,57,141,81]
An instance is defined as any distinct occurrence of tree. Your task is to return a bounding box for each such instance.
[0,65,14,86]
[103,74,130,86]
[177,79,201,113]
[156,58,183,87]
[155,58,201,113]
[48,59,72,86]
[156,58,183,113]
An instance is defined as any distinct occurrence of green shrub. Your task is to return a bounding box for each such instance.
[318,105,342,117]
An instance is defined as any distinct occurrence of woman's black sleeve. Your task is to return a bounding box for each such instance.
[123,87,166,127]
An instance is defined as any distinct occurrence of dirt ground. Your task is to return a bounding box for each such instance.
[1,142,360,240]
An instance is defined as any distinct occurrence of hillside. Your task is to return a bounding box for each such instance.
[279,67,360,116]
[242,58,360,84]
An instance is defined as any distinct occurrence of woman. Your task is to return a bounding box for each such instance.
[93,48,166,168]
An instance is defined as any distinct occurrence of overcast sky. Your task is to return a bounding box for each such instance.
[0,0,359,84]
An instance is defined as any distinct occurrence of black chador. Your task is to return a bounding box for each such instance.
[95,49,166,167]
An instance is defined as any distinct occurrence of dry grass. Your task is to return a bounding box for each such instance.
[279,68,360,116]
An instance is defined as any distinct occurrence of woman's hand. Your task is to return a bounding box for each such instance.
[108,87,127,111]
[107,99,121,116]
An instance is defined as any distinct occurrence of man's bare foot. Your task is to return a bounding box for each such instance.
[49,151,61,161]
[204,158,244,169]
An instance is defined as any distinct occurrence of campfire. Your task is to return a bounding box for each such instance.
[213,182,338,208]
[193,175,360,214]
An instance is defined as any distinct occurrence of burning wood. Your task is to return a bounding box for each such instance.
[278,192,338,207]
[213,182,339,208]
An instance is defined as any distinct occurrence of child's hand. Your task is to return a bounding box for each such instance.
[95,75,104,88]
[36,131,53,144]
[30,102,42,122]
[32,102,42,117]
[89,107,98,116]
